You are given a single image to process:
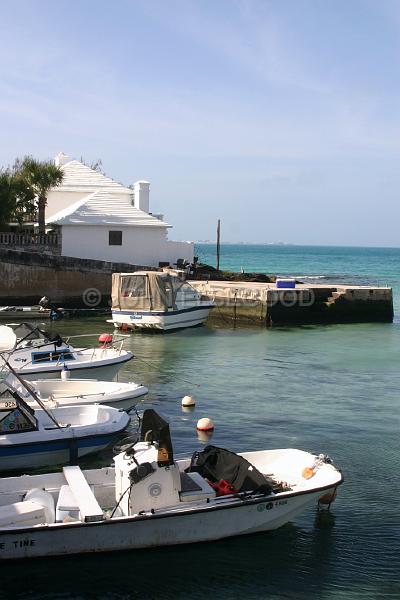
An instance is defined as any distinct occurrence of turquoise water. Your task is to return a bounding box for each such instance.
[2,245,400,599]
[196,243,400,313]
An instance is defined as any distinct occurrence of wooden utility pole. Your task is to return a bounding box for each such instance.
[216,219,221,271]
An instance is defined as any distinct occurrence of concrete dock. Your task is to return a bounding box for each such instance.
[190,280,393,326]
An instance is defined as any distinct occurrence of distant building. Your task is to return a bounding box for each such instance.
[44,152,193,266]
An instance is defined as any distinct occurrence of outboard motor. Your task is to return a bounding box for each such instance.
[39,296,63,321]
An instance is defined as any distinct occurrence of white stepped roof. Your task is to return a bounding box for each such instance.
[47,190,170,227]
[54,160,133,194]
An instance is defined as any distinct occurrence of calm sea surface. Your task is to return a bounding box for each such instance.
[2,244,400,600]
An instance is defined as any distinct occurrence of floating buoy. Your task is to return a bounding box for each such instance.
[197,417,214,432]
[302,466,315,480]
[182,395,195,407]
[99,333,113,348]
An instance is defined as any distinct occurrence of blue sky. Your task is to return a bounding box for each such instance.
[1,0,399,245]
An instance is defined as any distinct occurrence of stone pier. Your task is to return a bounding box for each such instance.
[190,280,393,326]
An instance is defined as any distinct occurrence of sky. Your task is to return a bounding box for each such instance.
[0,0,399,246]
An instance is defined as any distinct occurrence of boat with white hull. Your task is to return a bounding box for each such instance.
[111,271,214,331]
[0,327,131,472]
[1,323,133,381]
[0,409,342,560]
[20,378,148,408]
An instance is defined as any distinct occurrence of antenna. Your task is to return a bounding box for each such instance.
[216,219,221,271]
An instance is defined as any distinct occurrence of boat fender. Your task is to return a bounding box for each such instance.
[99,333,113,348]
[318,489,337,506]
[302,466,315,480]
[23,488,55,524]
[61,365,70,380]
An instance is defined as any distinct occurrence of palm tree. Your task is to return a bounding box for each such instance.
[0,167,35,227]
[16,157,64,235]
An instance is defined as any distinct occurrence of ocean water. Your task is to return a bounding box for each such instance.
[196,243,400,312]
[2,245,400,600]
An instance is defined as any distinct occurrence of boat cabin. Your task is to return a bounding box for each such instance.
[111,271,201,313]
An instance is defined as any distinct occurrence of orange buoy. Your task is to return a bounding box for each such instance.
[197,417,214,432]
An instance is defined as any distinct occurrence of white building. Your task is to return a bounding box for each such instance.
[45,153,193,266]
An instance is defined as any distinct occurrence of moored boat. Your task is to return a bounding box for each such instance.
[0,409,343,560]
[1,323,133,381]
[18,378,148,408]
[111,271,214,331]
[0,326,131,472]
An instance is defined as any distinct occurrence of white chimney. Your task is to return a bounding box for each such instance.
[54,152,70,167]
[133,180,150,213]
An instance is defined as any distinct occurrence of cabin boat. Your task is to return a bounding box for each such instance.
[110,271,214,331]
[16,378,148,409]
[0,323,133,381]
[0,409,343,560]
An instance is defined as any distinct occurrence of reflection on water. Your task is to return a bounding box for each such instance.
[2,317,400,599]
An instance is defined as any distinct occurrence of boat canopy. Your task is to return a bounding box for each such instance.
[112,272,186,312]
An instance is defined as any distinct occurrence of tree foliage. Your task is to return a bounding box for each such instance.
[0,156,63,231]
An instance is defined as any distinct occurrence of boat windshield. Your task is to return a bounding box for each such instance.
[0,384,38,433]
[14,323,63,349]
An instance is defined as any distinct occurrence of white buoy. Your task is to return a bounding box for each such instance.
[182,395,195,407]
[196,417,214,431]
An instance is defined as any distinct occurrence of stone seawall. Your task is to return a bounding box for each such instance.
[0,249,153,307]
[190,280,394,325]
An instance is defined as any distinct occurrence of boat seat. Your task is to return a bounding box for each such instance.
[179,471,216,502]
[0,501,46,528]
[62,466,104,523]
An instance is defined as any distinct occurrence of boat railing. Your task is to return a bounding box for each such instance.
[64,333,129,358]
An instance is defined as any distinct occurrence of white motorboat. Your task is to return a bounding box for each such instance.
[111,271,214,331]
[0,387,131,472]
[0,327,131,472]
[19,378,148,408]
[0,323,133,381]
[0,409,342,560]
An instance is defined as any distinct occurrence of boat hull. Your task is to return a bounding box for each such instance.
[13,359,131,382]
[111,305,213,331]
[0,430,128,473]
[29,379,148,407]
[0,485,337,560]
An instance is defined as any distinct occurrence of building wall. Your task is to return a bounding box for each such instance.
[46,190,88,218]
[61,225,193,266]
